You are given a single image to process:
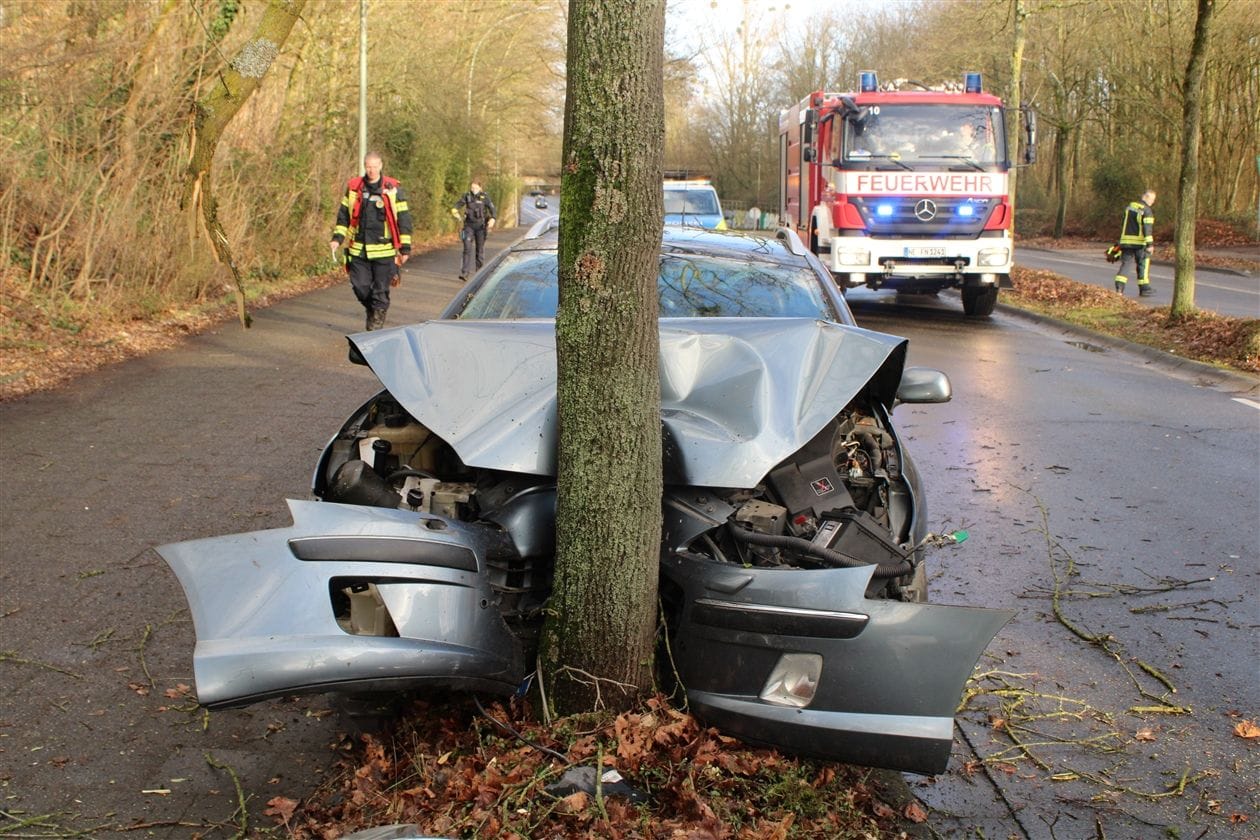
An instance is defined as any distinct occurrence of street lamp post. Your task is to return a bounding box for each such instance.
[359,0,368,164]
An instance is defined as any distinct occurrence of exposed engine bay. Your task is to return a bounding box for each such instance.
[316,386,925,638]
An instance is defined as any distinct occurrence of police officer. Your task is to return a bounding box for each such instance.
[1113,190,1156,297]
[330,152,413,330]
[451,180,497,281]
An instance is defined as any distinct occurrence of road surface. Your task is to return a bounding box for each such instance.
[1015,246,1259,319]
[845,287,1259,838]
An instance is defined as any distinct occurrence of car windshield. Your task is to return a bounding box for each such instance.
[456,251,834,320]
[663,189,719,216]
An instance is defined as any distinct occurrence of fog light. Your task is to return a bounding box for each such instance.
[760,653,822,708]
[837,250,870,266]
[978,248,1009,266]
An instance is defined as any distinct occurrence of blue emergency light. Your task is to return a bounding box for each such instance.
[956,203,976,218]
[964,72,983,93]
[860,71,878,92]
[876,203,895,217]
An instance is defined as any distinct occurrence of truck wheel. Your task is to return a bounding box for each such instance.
[962,286,998,317]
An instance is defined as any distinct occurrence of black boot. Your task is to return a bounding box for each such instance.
[1114,281,1125,294]
[368,308,388,330]
[364,309,374,330]
[1138,285,1154,297]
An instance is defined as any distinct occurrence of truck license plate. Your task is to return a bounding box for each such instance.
[905,247,947,258]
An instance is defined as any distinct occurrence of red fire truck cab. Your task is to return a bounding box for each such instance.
[779,73,1035,317]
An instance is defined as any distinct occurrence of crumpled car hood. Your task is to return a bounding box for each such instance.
[349,318,907,487]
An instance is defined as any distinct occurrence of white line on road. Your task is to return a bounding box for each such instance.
[1232,398,1260,411]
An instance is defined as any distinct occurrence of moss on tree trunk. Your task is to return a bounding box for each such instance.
[182,0,306,328]
[541,0,666,715]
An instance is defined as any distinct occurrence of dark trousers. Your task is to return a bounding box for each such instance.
[460,225,487,277]
[1115,246,1150,283]
[348,255,395,312]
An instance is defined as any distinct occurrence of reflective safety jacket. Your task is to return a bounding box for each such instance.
[1118,199,1154,247]
[333,175,413,260]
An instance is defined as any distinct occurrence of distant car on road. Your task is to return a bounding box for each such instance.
[534,196,548,209]
[158,221,1010,776]
[663,180,726,229]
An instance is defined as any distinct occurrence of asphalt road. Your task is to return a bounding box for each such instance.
[845,287,1259,838]
[1015,246,1260,319]
[0,231,514,838]
[2,222,1257,839]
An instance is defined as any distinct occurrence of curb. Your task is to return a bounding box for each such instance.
[993,301,1260,394]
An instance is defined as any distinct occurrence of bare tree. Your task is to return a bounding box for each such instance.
[1006,0,1027,222]
[182,0,307,328]
[541,0,666,715]
[1170,0,1215,319]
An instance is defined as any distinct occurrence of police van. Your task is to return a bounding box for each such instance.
[663,180,726,230]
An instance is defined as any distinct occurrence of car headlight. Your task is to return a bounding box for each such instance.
[759,652,823,708]
[837,250,870,266]
[977,248,1010,267]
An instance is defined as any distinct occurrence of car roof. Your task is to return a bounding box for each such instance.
[513,217,810,267]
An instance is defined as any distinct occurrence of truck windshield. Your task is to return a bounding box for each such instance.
[844,105,1005,167]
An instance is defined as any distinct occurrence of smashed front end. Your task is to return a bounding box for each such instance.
[158,318,1010,774]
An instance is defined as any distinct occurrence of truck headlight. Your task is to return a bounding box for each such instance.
[837,249,870,266]
[978,248,1009,267]
[759,653,822,708]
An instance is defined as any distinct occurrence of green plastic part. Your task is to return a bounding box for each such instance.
[951,529,969,544]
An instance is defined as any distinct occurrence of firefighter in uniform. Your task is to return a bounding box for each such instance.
[329,152,413,330]
[451,181,497,281]
[1113,190,1156,297]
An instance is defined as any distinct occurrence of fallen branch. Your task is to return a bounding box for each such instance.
[204,753,249,838]
[0,651,81,679]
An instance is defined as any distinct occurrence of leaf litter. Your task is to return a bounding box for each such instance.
[280,693,919,839]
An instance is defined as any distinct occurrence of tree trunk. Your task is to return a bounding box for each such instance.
[1053,123,1071,238]
[1006,0,1026,223]
[1170,0,1215,319]
[182,0,307,328]
[541,0,665,715]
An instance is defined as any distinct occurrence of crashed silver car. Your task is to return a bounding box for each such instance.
[159,222,1011,775]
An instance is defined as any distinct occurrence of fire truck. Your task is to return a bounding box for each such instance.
[778,72,1036,317]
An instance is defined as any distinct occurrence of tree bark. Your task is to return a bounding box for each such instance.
[1053,123,1071,238]
[1170,0,1214,319]
[182,0,307,328]
[542,0,665,715]
[1006,0,1026,223]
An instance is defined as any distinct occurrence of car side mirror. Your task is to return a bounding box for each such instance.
[895,367,952,405]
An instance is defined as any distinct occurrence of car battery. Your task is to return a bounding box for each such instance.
[810,508,908,567]
[769,455,855,520]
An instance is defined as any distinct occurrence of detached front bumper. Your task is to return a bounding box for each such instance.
[158,500,527,708]
[661,552,1013,775]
